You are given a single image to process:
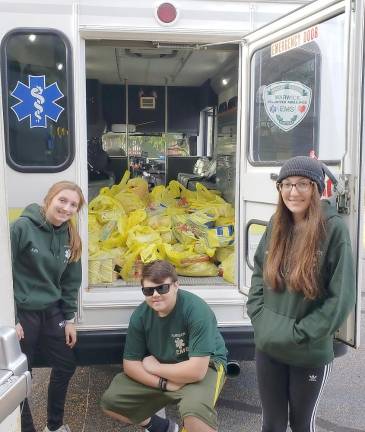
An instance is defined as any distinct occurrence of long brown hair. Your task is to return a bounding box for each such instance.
[264,186,326,300]
[43,181,85,262]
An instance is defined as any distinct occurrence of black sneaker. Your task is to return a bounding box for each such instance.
[144,418,178,432]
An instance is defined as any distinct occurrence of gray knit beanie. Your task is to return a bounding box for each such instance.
[277,156,325,194]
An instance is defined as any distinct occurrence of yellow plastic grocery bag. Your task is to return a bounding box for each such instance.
[126,226,161,249]
[215,245,235,263]
[109,170,130,195]
[207,225,234,248]
[127,177,149,201]
[149,185,166,206]
[164,243,209,267]
[140,243,166,263]
[176,261,219,277]
[220,252,235,284]
[120,245,143,281]
[89,194,126,225]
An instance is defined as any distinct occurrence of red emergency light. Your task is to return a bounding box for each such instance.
[157,3,177,24]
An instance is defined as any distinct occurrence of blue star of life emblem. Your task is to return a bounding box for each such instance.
[10,75,64,128]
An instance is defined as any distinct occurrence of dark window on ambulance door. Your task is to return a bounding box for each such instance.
[251,41,321,163]
[1,29,74,172]
[250,15,346,164]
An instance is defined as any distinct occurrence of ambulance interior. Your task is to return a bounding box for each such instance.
[85,40,239,288]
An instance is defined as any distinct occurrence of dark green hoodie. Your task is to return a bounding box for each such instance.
[11,203,81,322]
[247,201,356,367]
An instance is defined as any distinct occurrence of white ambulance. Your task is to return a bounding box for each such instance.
[0,0,363,427]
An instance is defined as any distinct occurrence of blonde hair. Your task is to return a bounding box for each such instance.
[264,186,326,300]
[43,181,85,262]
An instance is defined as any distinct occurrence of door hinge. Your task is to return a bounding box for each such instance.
[336,175,351,214]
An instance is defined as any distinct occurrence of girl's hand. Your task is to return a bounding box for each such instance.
[65,323,77,348]
[15,323,24,340]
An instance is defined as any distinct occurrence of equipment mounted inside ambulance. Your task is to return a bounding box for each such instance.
[0,0,363,404]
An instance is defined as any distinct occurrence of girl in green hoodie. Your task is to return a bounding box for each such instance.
[11,181,85,432]
[247,156,356,432]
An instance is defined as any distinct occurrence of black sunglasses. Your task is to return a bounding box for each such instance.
[141,283,171,297]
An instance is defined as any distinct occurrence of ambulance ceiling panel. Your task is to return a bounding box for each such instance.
[85,41,238,86]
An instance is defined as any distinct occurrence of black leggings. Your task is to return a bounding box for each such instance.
[255,349,332,432]
[18,305,76,432]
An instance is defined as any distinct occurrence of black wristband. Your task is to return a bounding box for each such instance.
[161,378,167,391]
[159,377,167,391]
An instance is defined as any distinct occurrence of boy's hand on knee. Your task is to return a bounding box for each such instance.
[166,380,184,391]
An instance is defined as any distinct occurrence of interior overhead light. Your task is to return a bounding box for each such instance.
[56,63,63,70]
[154,42,199,50]
[124,48,178,59]
[28,34,37,42]
[222,78,228,86]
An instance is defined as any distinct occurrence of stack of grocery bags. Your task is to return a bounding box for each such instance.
[88,171,235,284]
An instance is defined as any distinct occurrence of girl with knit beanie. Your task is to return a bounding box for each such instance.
[247,156,356,431]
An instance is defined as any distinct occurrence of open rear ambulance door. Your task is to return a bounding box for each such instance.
[239,0,363,348]
[0,102,20,432]
[0,33,28,428]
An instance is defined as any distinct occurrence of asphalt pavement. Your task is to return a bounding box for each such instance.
[28,309,365,432]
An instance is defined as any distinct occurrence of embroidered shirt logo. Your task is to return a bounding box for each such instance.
[64,248,71,262]
[175,337,185,350]
[10,75,64,128]
[172,333,189,356]
[309,374,317,382]
[30,247,39,254]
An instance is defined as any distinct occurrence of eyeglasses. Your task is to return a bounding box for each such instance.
[141,283,171,297]
[277,180,313,193]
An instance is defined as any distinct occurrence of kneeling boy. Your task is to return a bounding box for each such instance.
[101,260,227,432]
